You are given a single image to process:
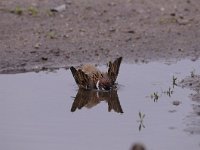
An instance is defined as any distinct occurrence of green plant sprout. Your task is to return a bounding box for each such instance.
[47,31,56,39]
[10,6,23,15]
[27,6,38,16]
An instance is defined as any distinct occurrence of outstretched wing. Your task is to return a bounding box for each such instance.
[70,67,90,89]
[108,57,122,84]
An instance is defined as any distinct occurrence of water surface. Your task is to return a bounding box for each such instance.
[0,60,200,150]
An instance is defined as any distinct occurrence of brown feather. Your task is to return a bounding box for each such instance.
[108,57,122,84]
[70,67,91,89]
[70,57,122,90]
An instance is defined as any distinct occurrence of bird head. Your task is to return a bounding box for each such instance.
[96,76,112,91]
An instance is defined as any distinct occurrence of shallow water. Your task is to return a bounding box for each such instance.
[0,59,200,150]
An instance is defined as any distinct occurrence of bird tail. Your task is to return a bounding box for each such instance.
[108,57,122,84]
[70,67,90,89]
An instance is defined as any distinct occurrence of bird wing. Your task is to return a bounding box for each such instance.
[107,57,122,84]
[70,66,91,89]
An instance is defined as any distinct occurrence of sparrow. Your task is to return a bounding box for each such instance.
[70,57,122,90]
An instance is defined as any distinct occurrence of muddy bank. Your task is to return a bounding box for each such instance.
[0,0,200,73]
[178,73,200,135]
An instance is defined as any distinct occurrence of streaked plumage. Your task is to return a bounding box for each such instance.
[70,57,122,90]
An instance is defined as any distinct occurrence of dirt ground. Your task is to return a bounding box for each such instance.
[0,0,200,73]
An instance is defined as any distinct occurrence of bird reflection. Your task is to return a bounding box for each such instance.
[71,88,123,113]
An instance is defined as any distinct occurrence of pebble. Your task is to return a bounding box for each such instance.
[172,100,181,106]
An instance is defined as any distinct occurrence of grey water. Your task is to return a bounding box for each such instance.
[0,59,200,150]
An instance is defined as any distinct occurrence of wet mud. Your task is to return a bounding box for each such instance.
[178,74,200,135]
[0,0,200,73]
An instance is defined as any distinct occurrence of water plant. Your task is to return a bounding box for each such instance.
[137,111,145,131]
[163,87,173,97]
[150,92,159,102]
[172,75,177,87]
